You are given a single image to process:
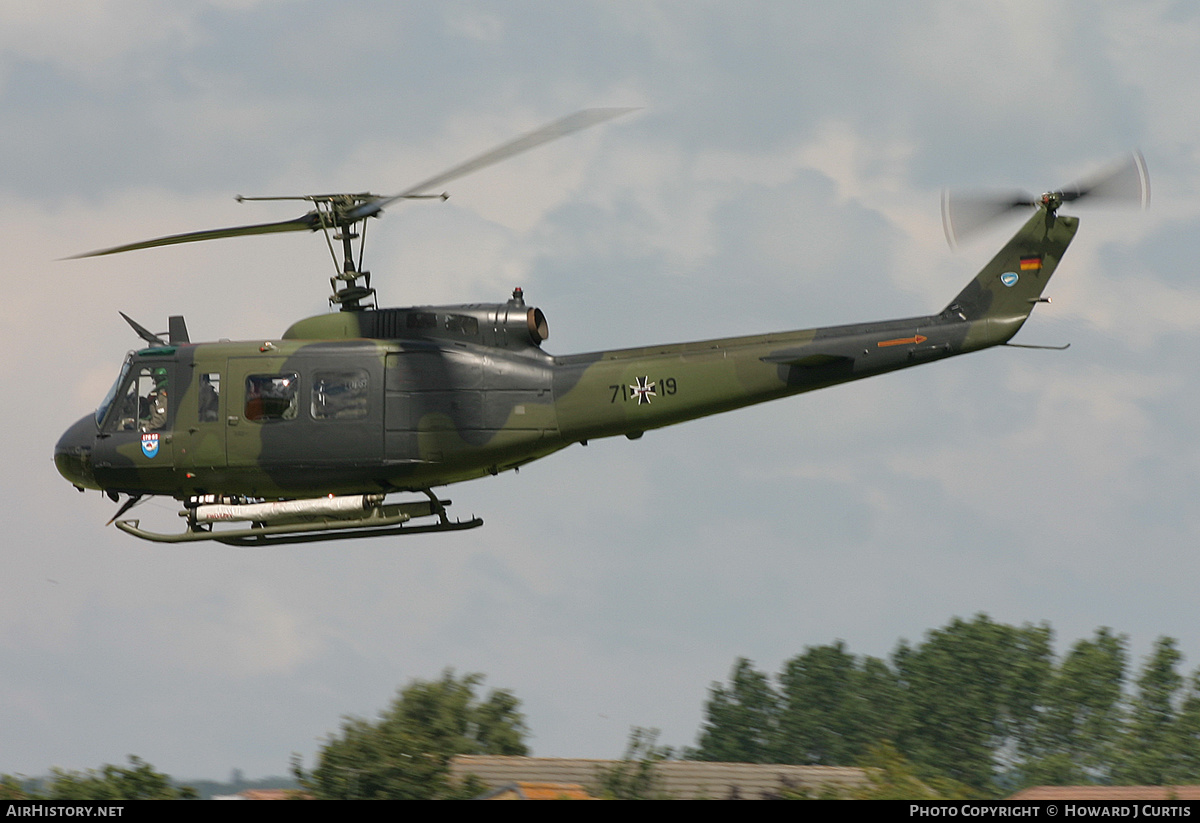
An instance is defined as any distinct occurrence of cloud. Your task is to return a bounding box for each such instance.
[6,1,1200,778]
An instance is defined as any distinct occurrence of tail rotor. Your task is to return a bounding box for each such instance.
[942,151,1149,247]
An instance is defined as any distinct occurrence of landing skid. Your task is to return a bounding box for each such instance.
[114,493,483,546]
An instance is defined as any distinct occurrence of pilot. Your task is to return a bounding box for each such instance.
[199,373,219,422]
[146,367,169,430]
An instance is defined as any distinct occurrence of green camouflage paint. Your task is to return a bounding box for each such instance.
[56,207,1077,518]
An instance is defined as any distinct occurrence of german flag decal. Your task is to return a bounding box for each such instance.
[1020,255,1042,271]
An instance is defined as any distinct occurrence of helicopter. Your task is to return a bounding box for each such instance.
[54,109,1149,545]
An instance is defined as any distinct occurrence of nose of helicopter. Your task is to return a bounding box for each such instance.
[55,414,100,490]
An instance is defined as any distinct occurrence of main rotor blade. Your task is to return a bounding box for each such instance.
[346,107,638,221]
[68,214,318,259]
[69,108,635,260]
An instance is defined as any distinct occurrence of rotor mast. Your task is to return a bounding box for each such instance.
[333,214,370,310]
[233,192,384,310]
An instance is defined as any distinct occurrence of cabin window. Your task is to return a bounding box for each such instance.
[311,369,369,420]
[199,373,220,422]
[444,313,479,338]
[245,373,299,422]
[406,312,437,330]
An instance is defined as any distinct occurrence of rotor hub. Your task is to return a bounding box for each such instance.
[1039,191,1063,213]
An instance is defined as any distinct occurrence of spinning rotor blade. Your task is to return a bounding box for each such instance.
[941,151,1150,247]
[69,214,318,259]
[941,189,1036,248]
[346,107,638,220]
[69,108,635,261]
[1059,150,1150,205]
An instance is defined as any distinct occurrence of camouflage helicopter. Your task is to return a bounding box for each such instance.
[54,109,1149,545]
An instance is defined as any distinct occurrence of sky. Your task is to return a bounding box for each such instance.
[4,0,1200,781]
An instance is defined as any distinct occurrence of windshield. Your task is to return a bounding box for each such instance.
[94,354,133,427]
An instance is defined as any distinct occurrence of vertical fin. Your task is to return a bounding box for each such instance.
[943,208,1079,347]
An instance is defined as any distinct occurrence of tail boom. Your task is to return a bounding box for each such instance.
[552,207,1079,443]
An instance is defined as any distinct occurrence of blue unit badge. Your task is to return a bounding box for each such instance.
[1000,271,1019,287]
[141,433,160,458]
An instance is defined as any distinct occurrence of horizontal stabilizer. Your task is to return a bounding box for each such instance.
[760,351,853,368]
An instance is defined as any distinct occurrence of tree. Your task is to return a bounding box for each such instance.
[1116,637,1184,784]
[16,756,196,800]
[694,658,780,763]
[892,615,1053,790]
[775,642,902,766]
[695,619,1200,795]
[595,727,674,800]
[1023,627,1128,786]
[0,775,33,800]
[295,670,528,799]
[1172,668,1200,781]
[852,741,974,800]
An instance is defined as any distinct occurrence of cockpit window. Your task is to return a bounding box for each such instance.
[98,362,170,433]
[245,374,299,422]
[95,356,132,427]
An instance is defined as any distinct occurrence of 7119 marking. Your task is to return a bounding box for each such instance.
[610,377,678,404]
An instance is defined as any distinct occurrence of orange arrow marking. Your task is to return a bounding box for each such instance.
[877,334,927,348]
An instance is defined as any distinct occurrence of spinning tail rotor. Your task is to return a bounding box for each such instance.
[942,151,1149,247]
